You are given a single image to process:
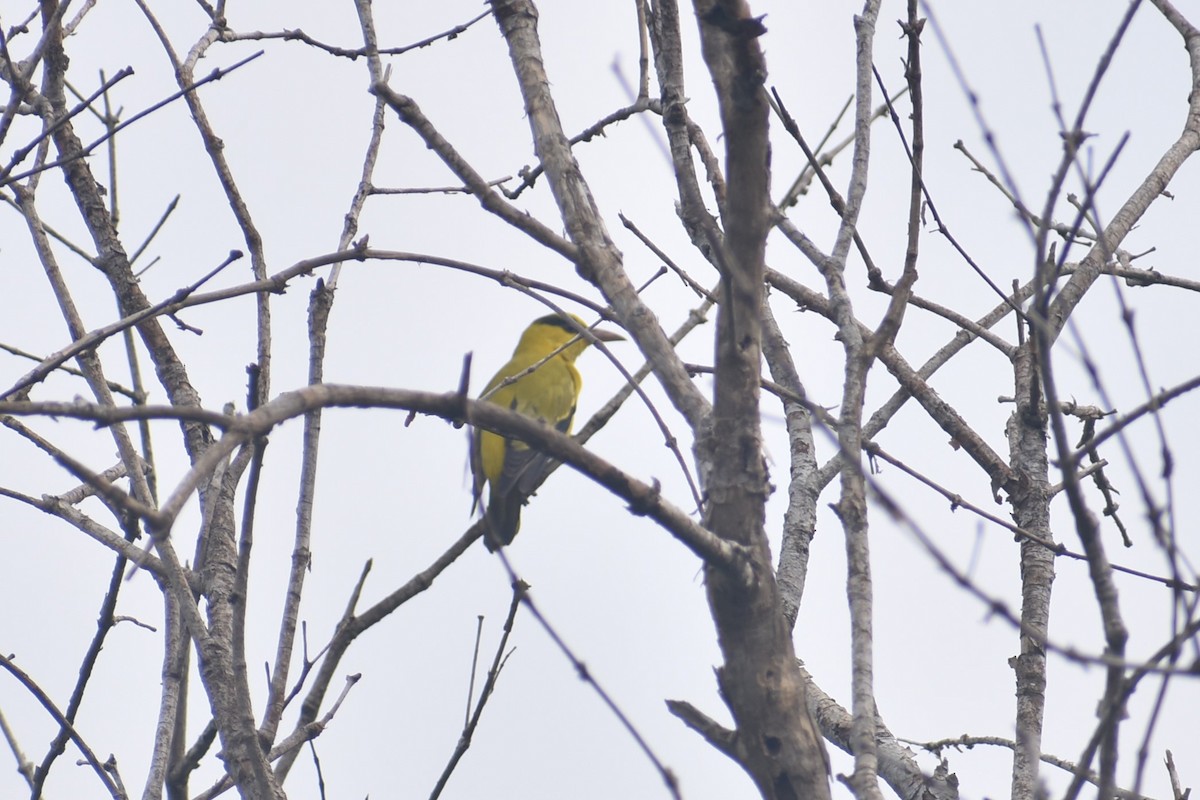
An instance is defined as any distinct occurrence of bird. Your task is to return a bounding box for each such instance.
[471,313,623,551]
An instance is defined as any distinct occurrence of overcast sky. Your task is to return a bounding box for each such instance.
[2,1,1198,799]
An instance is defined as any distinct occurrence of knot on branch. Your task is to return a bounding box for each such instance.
[701,6,768,38]
[626,478,662,517]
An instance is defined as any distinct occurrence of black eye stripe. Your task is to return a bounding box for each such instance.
[532,314,580,334]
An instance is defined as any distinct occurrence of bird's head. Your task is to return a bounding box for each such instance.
[519,313,624,362]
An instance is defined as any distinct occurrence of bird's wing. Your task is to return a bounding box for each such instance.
[495,438,538,499]
[497,362,577,499]
[503,407,574,499]
[484,355,580,502]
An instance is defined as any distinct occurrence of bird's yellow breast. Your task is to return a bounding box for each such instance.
[478,352,580,482]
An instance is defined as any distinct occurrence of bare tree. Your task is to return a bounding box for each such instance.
[1,1,1197,799]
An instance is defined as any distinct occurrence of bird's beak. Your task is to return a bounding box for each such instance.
[591,327,625,343]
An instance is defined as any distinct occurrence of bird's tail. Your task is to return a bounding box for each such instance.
[483,495,522,552]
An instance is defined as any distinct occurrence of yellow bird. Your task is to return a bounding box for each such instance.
[471,313,623,550]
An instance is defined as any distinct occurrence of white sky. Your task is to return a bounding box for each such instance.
[1,1,1198,799]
